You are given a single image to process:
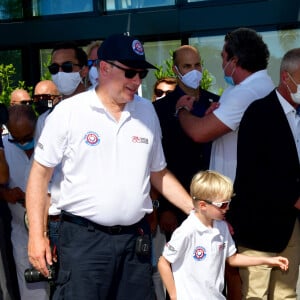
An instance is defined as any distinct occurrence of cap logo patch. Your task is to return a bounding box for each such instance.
[132,40,144,56]
[84,131,100,146]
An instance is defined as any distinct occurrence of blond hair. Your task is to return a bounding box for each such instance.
[86,40,102,58]
[190,170,233,205]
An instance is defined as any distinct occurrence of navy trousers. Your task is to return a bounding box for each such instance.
[53,214,155,300]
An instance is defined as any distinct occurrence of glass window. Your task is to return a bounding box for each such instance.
[105,0,175,11]
[189,28,300,94]
[0,0,23,19]
[32,0,93,16]
[140,40,180,100]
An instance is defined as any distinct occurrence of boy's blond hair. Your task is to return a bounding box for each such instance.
[190,170,233,205]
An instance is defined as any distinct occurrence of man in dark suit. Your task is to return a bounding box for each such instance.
[227,48,300,299]
[153,45,219,236]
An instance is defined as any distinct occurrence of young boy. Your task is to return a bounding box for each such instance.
[158,170,288,300]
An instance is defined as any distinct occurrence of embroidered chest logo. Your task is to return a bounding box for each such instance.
[132,136,149,144]
[193,246,206,261]
[84,131,100,146]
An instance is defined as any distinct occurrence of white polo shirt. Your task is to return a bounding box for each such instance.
[210,70,274,180]
[34,88,166,226]
[162,211,236,300]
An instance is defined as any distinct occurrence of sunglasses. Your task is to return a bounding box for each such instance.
[48,61,81,75]
[32,94,61,102]
[107,61,148,79]
[8,134,34,145]
[154,89,173,98]
[193,196,231,209]
[19,100,33,105]
[87,59,98,67]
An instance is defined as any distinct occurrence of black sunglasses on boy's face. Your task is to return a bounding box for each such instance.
[48,61,81,75]
[106,61,148,80]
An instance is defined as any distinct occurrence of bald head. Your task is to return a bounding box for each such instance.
[10,89,31,106]
[33,80,62,115]
[34,80,60,96]
[173,45,201,67]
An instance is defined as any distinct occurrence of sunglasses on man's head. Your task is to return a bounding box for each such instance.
[192,196,231,210]
[87,59,98,68]
[107,61,148,80]
[48,61,81,75]
[154,89,173,98]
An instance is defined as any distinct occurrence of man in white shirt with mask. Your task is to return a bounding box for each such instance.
[48,41,89,99]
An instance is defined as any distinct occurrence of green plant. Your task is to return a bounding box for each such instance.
[153,50,214,91]
[41,55,52,80]
[154,50,175,80]
[0,63,33,106]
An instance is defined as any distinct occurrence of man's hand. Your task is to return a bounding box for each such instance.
[175,95,195,112]
[28,234,53,278]
[205,101,220,115]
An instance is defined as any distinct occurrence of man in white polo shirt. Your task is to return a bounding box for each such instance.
[26,33,193,300]
[175,27,275,299]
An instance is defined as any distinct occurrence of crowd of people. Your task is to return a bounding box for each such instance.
[0,28,299,300]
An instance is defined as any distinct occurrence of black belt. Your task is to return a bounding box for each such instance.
[49,214,61,222]
[61,211,139,234]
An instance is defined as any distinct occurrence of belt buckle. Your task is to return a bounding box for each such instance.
[108,225,122,234]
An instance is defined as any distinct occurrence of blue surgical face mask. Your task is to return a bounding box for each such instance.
[223,60,235,86]
[15,139,35,151]
[224,75,235,86]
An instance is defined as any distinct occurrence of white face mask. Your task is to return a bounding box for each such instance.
[89,66,99,87]
[52,72,82,96]
[175,66,202,89]
[288,73,300,104]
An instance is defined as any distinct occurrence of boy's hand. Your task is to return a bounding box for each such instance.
[271,256,289,271]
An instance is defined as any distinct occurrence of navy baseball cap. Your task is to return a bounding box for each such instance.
[97,34,157,70]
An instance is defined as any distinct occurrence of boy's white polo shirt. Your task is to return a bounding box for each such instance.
[162,211,236,300]
[34,88,166,226]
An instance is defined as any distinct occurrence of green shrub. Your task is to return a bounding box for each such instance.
[0,64,33,106]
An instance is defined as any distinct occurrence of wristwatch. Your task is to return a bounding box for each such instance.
[174,105,190,118]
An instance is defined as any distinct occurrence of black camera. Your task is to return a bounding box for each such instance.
[24,264,56,283]
[135,234,150,257]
